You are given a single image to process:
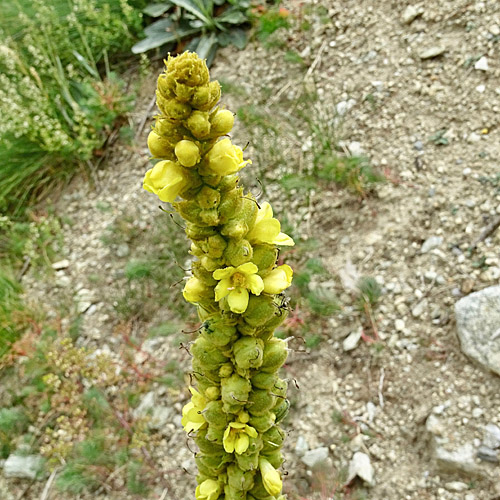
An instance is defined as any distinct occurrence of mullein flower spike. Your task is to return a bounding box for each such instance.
[143,52,294,499]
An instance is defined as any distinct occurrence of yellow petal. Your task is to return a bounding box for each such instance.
[214,278,231,301]
[246,274,264,296]
[275,232,295,246]
[247,218,280,244]
[223,426,236,453]
[228,288,249,314]
[263,265,293,295]
[183,277,207,303]
[237,262,258,276]
[259,458,282,496]
[213,266,235,281]
[234,433,250,454]
[245,425,258,438]
[143,160,186,203]
[196,479,220,500]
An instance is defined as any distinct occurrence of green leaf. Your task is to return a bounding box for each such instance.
[195,33,218,66]
[217,8,248,25]
[169,0,212,25]
[218,27,248,49]
[143,3,172,17]
[144,18,173,37]
[131,22,199,53]
[71,51,99,78]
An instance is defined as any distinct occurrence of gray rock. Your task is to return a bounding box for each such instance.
[434,442,478,474]
[343,329,362,351]
[421,236,443,253]
[414,140,424,151]
[474,56,489,71]
[477,445,499,463]
[347,141,364,157]
[455,286,500,376]
[483,424,500,449]
[116,243,130,258]
[52,259,70,270]
[294,435,309,458]
[336,99,356,116]
[133,391,155,418]
[149,406,172,429]
[412,299,428,318]
[419,46,446,60]
[301,447,329,468]
[402,5,423,24]
[346,452,374,486]
[4,455,42,479]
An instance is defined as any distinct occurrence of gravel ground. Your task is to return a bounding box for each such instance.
[5,0,500,499]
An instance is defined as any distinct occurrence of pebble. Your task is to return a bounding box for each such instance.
[421,236,443,253]
[343,328,362,351]
[414,140,424,151]
[346,452,374,486]
[474,56,489,71]
[4,455,43,479]
[412,299,428,318]
[51,259,70,270]
[419,46,446,60]
[395,319,405,331]
[467,132,481,143]
[477,445,498,463]
[116,243,130,258]
[301,447,329,468]
[402,5,423,24]
[336,99,356,116]
[483,423,500,449]
[133,391,155,418]
[445,481,469,492]
[294,435,309,457]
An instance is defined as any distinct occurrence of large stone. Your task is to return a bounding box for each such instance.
[4,455,43,480]
[301,447,329,468]
[455,286,500,375]
[346,452,374,486]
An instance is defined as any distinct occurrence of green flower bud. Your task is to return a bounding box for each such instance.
[221,373,251,408]
[261,450,283,469]
[204,386,221,401]
[192,261,218,287]
[252,245,278,274]
[237,322,257,336]
[240,197,259,229]
[272,399,289,424]
[233,337,264,371]
[166,51,209,87]
[197,186,221,209]
[188,110,212,139]
[218,174,239,192]
[192,80,221,111]
[224,483,247,500]
[156,91,192,120]
[174,200,201,223]
[154,118,184,143]
[157,73,175,99]
[200,208,220,227]
[201,255,222,271]
[249,473,272,499]
[175,140,201,167]
[219,189,243,224]
[196,429,225,455]
[206,234,227,258]
[192,361,221,385]
[191,336,229,371]
[221,218,248,239]
[235,449,260,472]
[248,412,276,433]
[227,463,255,491]
[261,426,285,453]
[251,372,276,390]
[196,452,230,475]
[261,339,288,373]
[147,130,174,158]
[272,379,287,399]
[224,238,253,267]
[186,223,217,241]
[247,389,276,416]
[205,425,225,444]
[175,82,195,102]
[219,362,234,378]
[202,319,238,348]
[243,295,276,328]
[210,109,235,136]
[204,400,230,429]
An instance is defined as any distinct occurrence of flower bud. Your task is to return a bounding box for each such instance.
[183,276,211,304]
[202,318,238,347]
[261,338,288,373]
[248,412,276,433]
[175,82,195,102]
[173,200,201,223]
[219,362,234,378]
[205,425,225,445]
[227,463,255,491]
[197,186,221,209]
[251,372,276,390]
[259,458,282,497]
[243,295,276,328]
[261,426,285,452]
[235,450,260,472]
[154,118,184,143]
[221,219,248,239]
[200,209,220,227]
[191,336,229,371]
[252,245,278,274]
[224,238,253,267]
[273,399,289,424]
[206,138,251,176]
[196,453,230,475]
[175,140,201,167]
[166,51,209,87]
[204,386,221,401]
[143,160,187,203]
[157,73,174,99]
[247,389,276,416]
[204,400,230,429]
[147,130,173,158]
[224,483,247,500]
[221,373,251,409]
[196,478,222,500]
[188,110,212,139]
[210,109,234,136]
[186,223,217,241]
[233,337,264,371]
[206,234,227,258]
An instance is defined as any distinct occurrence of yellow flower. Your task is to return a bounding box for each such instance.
[259,457,282,496]
[263,265,293,295]
[175,140,200,167]
[223,422,258,454]
[246,202,294,246]
[181,387,207,433]
[143,160,187,203]
[206,138,251,176]
[213,263,264,314]
[195,479,221,500]
[183,276,208,303]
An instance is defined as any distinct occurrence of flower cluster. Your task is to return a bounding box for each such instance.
[143,52,293,500]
